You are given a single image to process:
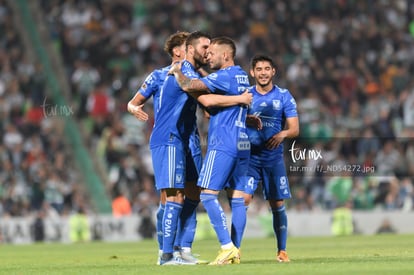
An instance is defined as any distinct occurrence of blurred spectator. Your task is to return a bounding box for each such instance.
[374,141,403,177]
[331,201,354,236]
[376,218,397,234]
[69,206,91,243]
[71,59,100,118]
[111,187,132,217]
[30,210,45,242]
[138,207,156,239]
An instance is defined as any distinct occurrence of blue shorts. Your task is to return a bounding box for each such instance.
[244,158,291,200]
[151,145,185,190]
[186,150,202,182]
[197,149,248,192]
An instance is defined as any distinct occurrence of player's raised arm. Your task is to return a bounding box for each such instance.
[169,63,252,108]
[127,92,149,121]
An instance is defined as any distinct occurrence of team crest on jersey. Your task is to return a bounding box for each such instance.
[209,73,218,80]
[272,100,281,110]
[141,83,147,90]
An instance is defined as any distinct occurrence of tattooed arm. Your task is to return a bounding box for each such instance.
[169,62,251,108]
[169,61,209,93]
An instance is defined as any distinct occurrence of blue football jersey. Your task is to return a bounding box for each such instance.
[136,66,171,122]
[149,60,200,149]
[247,85,298,165]
[200,66,250,158]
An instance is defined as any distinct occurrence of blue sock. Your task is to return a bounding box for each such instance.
[229,197,246,248]
[162,201,183,254]
[173,217,182,251]
[272,205,288,251]
[200,193,232,246]
[178,198,199,248]
[156,204,165,250]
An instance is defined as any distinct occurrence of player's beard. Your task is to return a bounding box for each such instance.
[257,77,272,88]
[194,50,207,68]
[208,57,223,70]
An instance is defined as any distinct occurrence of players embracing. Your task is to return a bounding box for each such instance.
[130,31,298,265]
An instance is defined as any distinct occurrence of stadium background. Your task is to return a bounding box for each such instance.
[1,0,414,242]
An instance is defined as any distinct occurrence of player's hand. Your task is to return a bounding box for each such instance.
[265,132,286,149]
[168,61,183,75]
[246,114,262,130]
[240,90,253,106]
[128,104,149,121]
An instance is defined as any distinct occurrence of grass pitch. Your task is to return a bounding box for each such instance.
[0,234,413,274]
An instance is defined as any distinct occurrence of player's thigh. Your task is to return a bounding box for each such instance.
[197,150,236,191]
[262,160,292,200]
[151,145,186,190]
[228,157,250,192]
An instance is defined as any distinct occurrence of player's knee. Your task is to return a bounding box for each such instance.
[269,199,284,209]
[244,194,253,206]
[165,188,185,202]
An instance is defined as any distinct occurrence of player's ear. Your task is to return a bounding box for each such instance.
[223,51,229,62]
[173,46,185,58]
[223,50,229,62]
[187,44,194,56]
[172,46,180,58]
[250,69,255,77]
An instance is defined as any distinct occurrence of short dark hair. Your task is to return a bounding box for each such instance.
[210,36,236,59]
[250,54,275,69]
[164,31,190,57]
[186,30,211,48]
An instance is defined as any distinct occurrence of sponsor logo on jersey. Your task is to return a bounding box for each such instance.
[236,75,249,84]
[237,141,251,150]
[272,100,281,110]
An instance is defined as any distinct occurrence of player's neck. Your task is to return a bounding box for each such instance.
[220,60,235,69]
[256,83,273,94]
[185,57,200,69]
[171,57,184,64]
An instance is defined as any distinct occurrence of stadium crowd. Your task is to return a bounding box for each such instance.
[0,0,92,218]
[2,0,413,218]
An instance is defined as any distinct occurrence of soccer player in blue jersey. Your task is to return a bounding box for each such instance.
[128,31,211,264]
[127,31,192,264]
[169,36,251,265]
[127,32,201,262]
[150,32,252,266]
[244,54,299,263]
